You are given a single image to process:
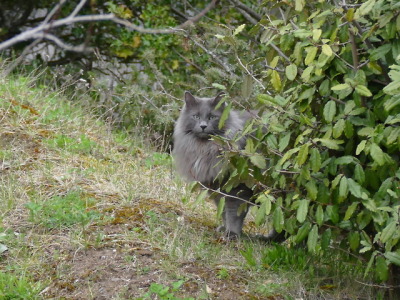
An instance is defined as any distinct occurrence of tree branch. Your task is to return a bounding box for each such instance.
[228,0,262,21]
[0,0,218,53]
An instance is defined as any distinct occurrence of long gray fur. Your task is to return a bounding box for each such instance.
[173,91,253,238]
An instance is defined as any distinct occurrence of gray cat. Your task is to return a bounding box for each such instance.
[173,91,254,238]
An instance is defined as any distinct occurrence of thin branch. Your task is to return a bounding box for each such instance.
[70,0,87,18]
[270,42,291,63]
[329,96,346,105]
[228,0,262,21]
[35,33,92,52]
[188,36,233,74]
[235,8,258,25]
[349,29,359,70]
[198,182,257,207]
[236,54,266,89]
[43,0,67,23]
[0,0,218,52]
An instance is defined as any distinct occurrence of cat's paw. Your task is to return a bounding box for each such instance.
[216,225,226,232]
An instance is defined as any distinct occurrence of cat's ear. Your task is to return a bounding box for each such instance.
[184,91,198,108]
[212,91,226,107]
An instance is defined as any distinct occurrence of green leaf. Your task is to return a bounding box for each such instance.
[196,189,208,203]
[355,85,372,97]
[356,140,367,155]
[321,44,333,57]
[347,178,363,198]
[335,156,357,165]
[354,164,365,184]
[331,83,351,91]
[271,70,282,91]
[370,143,385,166]
[295,221,311,243]
[344,120,354,138]
[384,95,400,111]
[219,103,232,129]
[349,231,360,251]
[312,29,322,41]
[380,220,397,243]
[297,143,309,166]
[295,0,305,11]
[255,201,266,226]
[233,24,246,36]
[296,200,309,223]
[315,205,324,226]
[370,44,392,61]
[339,176,349,201]
[376,178,393,200]
[314,138,342,150]
[279,132,291,152]
[285,64,298,81]
[323,100,337,123]
[332,174,343,189]
[305,181,318,201]
[384,252,400,266]
[358,127,374,137]
[279,147,300,165]
[307,225,318,253]
[310,148,321,172]
[273,206,284,233]
[305,46,318,65]
[375,256,389,282]
[333,119,345,138]
[216,197,225,219]
[301,66,314,82]
[326,205,339,224]
[344,202,358,221]
[250,154,266,169]
[212,83,226,90]
[241,75,253,99]
[257,93,279,106]
[364,251,377,277]
[354,0,376,19]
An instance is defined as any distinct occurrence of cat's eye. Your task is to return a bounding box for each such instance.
[208,115,217,120]
[192,114,200,119]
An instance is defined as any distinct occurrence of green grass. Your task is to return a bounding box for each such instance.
[25,190,102,229]
[0,72,381,299]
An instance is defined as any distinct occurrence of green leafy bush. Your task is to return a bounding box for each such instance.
[218,0,400,285]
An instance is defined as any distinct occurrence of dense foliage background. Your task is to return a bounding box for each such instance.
[1,0,399,296]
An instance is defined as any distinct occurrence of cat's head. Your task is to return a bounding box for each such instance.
[180,91,226,139]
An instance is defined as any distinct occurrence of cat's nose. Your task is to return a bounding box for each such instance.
[200,124,207,130]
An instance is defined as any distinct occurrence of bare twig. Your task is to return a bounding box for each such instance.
[188,36,233,74]
[349,29,359,70]
[43,0,67,23]
[198,182,256,206]
[228,0,262,21]
[329,96,346,105]
[34,33,92,52]
[70,0,87,18]
[0,0,218,52]
[235,54,266,89]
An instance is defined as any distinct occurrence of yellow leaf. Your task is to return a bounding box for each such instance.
[271,70,282,91]
[312,29,322,41]
[131,36,141,48]
[305,47,318,65]
[322,44,333,57]
[171,60,179,70]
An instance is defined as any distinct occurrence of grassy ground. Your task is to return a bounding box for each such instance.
[0,74,380,299]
